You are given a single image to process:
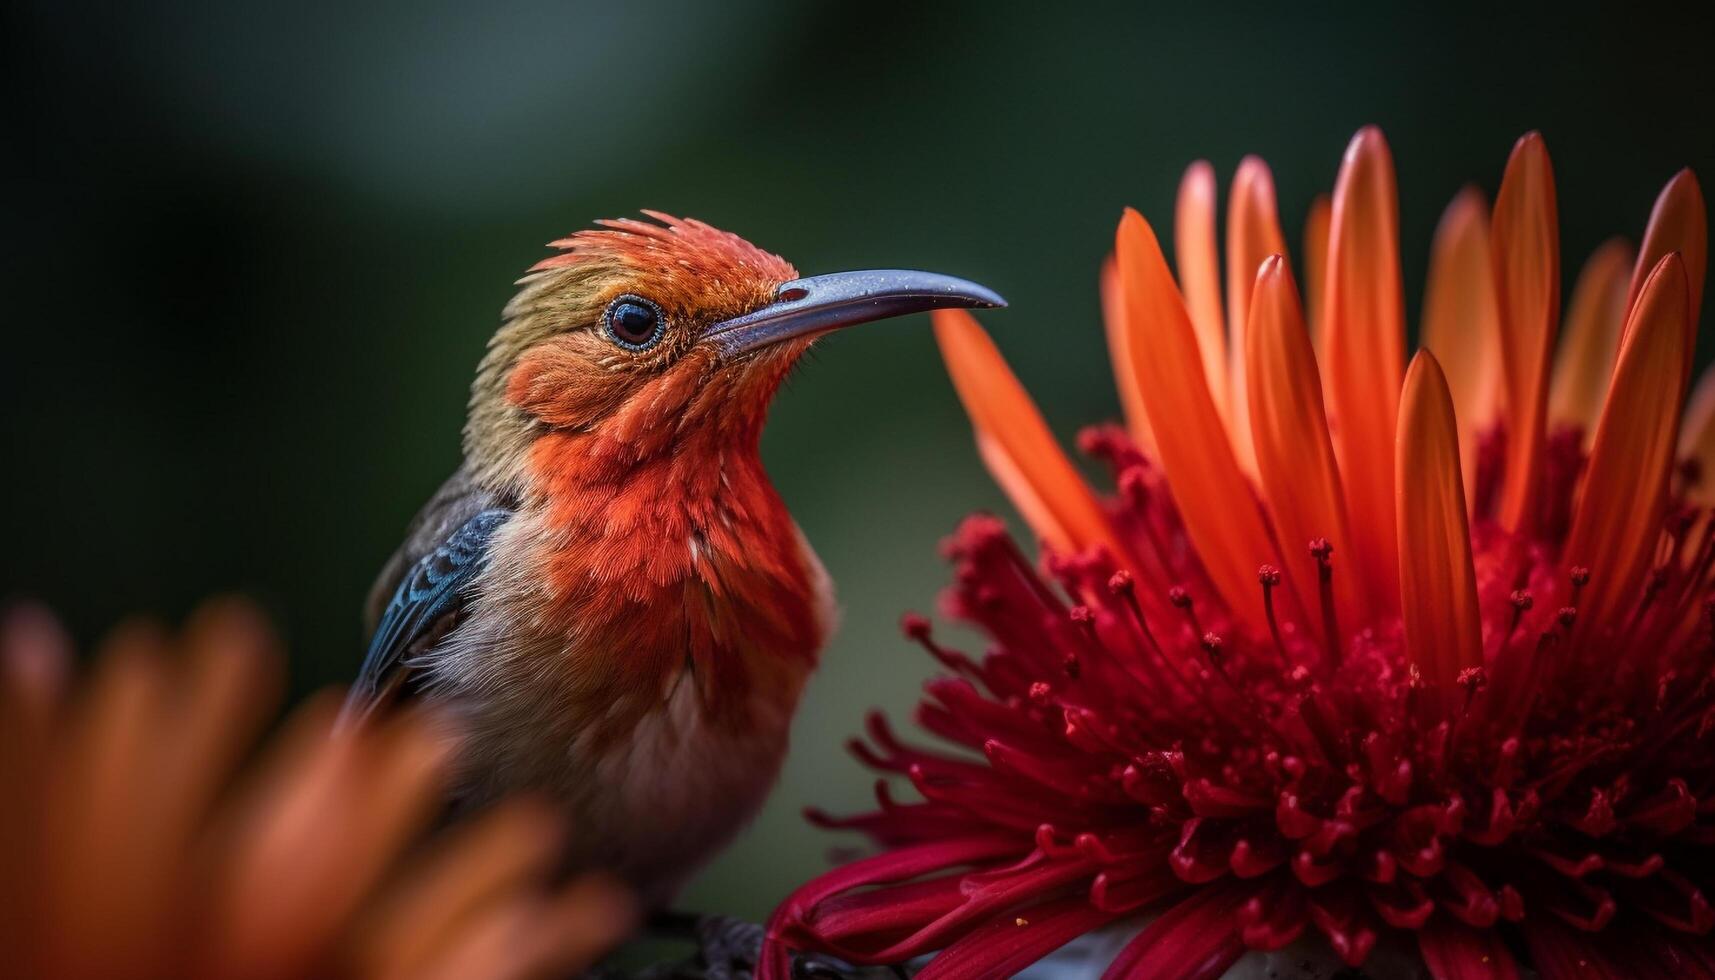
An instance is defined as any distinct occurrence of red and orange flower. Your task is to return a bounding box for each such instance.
[764,128,1711,978]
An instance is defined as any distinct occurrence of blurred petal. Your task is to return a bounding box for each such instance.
[1175,160,1231,419]
[1419,918,1521,979]
[1422,187,1505,505]
[1626,169,1706,365]
[1102,884,1244,980]
[1245,256,1363,632]
[4,602,616,980]
[39,621,177,979]
[0,603,70,711]
[1490,132,1561,535]
[368,815,633,980]
[1225,156,1288,480]
[159,599,282,852]
[200,695,352,977]
[1680,362,1715,505]
[1303,193,1332,363]
[206,700,456,979]
[1521,917,1620,978]
[914,898,1120,980]
[1396,352,1482,691]
[1324,126,1405,615]
[1564,253,1691,640]
[518,875,636,979]
[1548,239,1635,442]
[1571,921,1715,978]
[408,875,633,980]
[1101,254,1158,458]
[933,309,1122,560]
[400,893,547,980]
[1515,915,1715,979]
[1114,208,1287,635]
[360,801,564,979]
[0,605,69,975]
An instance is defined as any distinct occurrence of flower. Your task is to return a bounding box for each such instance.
[764,128,1711,978]
[0,597,635,980]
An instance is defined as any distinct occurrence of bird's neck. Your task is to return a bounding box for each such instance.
[515,426,827,729]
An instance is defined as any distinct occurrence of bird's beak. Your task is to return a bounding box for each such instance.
[702,270,1006,357]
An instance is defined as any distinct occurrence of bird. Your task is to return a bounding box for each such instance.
[342,212,1003,910]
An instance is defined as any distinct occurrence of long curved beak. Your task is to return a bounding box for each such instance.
[703,269,1005,357]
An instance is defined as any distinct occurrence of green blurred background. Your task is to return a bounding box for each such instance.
[4,1,1712,921]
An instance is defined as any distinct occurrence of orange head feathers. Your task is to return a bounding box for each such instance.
[531,211,798,301]
[464,211,1004,497]
[466,213,795,492]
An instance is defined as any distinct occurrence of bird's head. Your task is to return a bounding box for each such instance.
[465,212,1003,493]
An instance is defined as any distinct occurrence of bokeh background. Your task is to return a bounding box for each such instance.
[5,0,1713,924]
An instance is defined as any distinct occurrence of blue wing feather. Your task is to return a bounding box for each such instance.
[341,507,511,723]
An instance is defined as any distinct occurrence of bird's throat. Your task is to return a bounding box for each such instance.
[518,429,826,735]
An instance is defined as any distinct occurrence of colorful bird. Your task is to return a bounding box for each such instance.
[342,213,1002,910]
[764,129,1710,979]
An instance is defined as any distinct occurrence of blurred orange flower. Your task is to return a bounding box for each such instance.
[0,598,635,980]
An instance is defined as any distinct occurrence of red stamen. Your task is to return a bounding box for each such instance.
[1169,587,1205,647]
[1569,566,1591,605]
[1310,538,1342,669]
[1502,589,1533,654]
[1106,570,1162,656]
[901,611,980,677]
[1456,666,1488,720]
[1257,564,1292,666]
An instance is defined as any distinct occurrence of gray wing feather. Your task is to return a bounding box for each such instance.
[363,467,498,633]
[344,468,511,724]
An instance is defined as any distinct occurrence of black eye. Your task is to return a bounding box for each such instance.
[603,295,665,351]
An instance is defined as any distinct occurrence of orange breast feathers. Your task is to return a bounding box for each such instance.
[518,426,827,727]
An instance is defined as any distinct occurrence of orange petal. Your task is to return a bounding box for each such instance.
[162,600,282,833]
[1396,351,1482,690]
[1245,256,1361,633]
[1225,156,1288,480]
[1115,209,1285,634]
[1490,133,1561,536]
[408,875,635,980]
[1323,126,1405,616]
[359,801,564,979]
[1547,238,1635,441]
[1175,161,1231,419]
[1303,193,1332,365]
[1421,187,1505,508]
[1679,362,1715,506]
[205,701,454,977]
[973,429,1074,555]
[933,309,1120,559]
[1564,253,1691,639]
[39,624,175,978]
[1625,169,1706,365]
[1101,254,1158,458]
[0,606,67,971]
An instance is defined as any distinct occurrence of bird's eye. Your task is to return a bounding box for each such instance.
[603,295,665,351]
